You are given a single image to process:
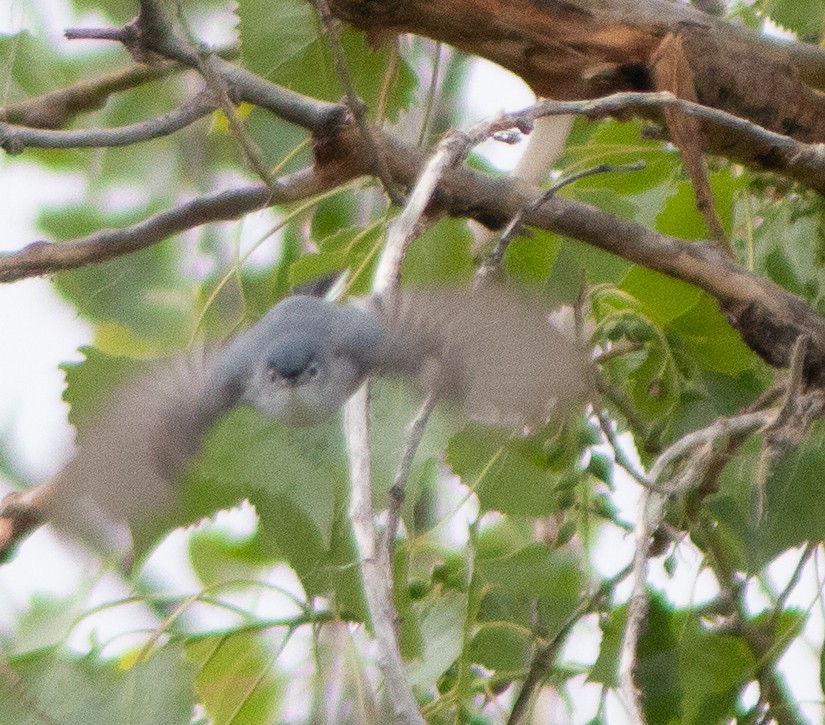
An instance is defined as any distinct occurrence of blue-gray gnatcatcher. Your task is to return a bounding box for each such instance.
[47,288,590,539]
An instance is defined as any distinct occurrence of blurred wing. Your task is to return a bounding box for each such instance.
[374,287,591,424]
[47,351,240,546]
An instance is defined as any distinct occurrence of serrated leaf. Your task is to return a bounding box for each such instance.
[763,0,825,37]
[708,421,825,570]
[61,347,143,432]
[133,407,357,608]
[446,425,566,517]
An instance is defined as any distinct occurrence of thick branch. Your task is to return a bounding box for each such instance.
[328,0,825,193]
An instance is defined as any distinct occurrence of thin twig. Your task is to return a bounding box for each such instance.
[769,543,816,630]
[380,394,436,577]
[309,0,404,205]
[0,61,178,128]
[595,411,653,490]
[0,163,354,282]
[65,8,344,133]
[507,564,633,725]
[771,334,809,430]
[168,0,276,192]
[477,161,645,280]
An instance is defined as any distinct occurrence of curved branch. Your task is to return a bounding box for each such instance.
[0,92,216,153]
[0,62,178,129]
[0,163,356,282]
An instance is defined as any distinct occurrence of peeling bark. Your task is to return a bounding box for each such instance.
[329,0,825,190]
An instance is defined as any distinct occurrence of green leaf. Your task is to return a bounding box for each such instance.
[42,206,194,347]
[400,217,474,286]
[588,605,625,687]
[446,425,568,517]
[238,0,318,77]
[587,452,613,486]
[470,623,531,674]
[188,526,274,588]
[634,595,682,724]
[288,225,385,296]
[477,544,584,640]
[0,644,196,725]
[503,230,562,287]
[619,266,700,325]
[709,421,825,570]
[677,618,754,724]
[132,407,350,597]
[591,599,753,722]
[408,590,468,689]
[5,595,85,656]
[186,632,282,725]
[545,237,632,303]
[368,378,458,502]
[656,170,739,240]
[61,347,144,432]
[667,294,756,376]
[561,120,677,197]
[763,0,825,37]
[238,0,416,121]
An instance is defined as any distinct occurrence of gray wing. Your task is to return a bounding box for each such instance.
[372,287,592,424]
[47,350,241,545]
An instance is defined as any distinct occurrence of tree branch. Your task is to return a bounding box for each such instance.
[0,164,355,282]
[379,394,436,577]
[344,385,426,725]
[0,62,178,129]
[0,91,216,153]
[309,0,404,204]
[66,5,346,134]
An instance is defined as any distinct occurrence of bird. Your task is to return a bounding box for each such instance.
[42,286,591,545]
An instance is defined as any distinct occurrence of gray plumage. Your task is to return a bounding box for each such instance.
[46,288,591,542]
